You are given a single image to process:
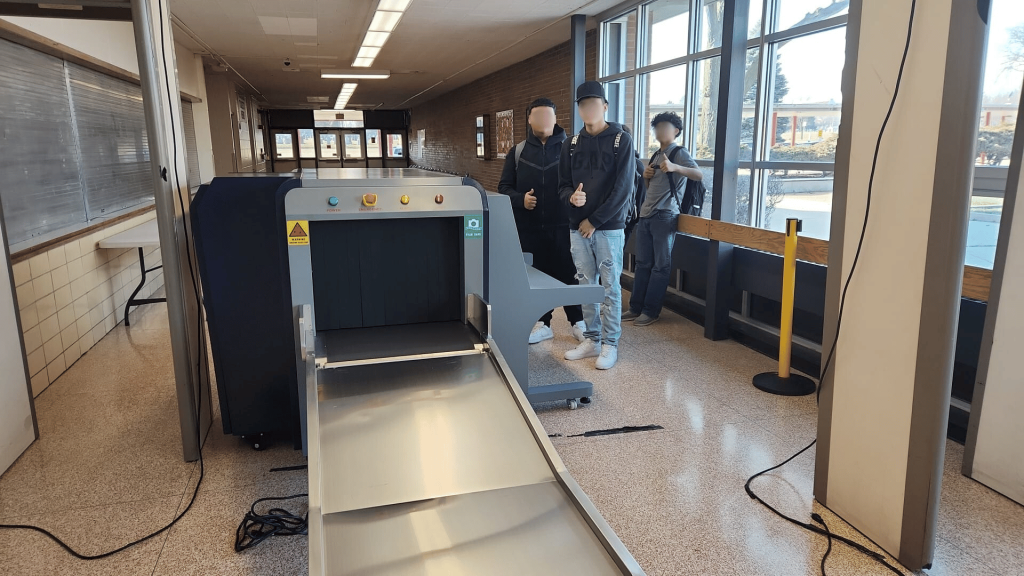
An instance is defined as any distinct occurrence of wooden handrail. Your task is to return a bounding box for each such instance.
[676,214,993,302]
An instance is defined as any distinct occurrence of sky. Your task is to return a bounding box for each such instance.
[646,0,1024,107]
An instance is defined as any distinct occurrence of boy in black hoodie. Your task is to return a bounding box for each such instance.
[558,81,636,370]
[499,98,586,345]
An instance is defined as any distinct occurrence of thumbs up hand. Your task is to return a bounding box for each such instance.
[524,189,537,210]
[570,183,586,207]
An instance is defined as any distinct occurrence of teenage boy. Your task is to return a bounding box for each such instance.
[623,111,702,326]
[558,81,636,370]
[499,97,586,344]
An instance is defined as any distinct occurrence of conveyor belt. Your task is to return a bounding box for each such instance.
[305,321,642,575]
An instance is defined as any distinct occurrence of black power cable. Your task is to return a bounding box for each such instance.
[812,513,834,576]
[234,494,309,552]
[0,0,209,559]
[744,1,918,575]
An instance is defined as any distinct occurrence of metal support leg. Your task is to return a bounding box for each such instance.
[124,246,167,327]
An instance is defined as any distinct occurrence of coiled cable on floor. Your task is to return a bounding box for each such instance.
[234,494,309,552]
[743,1,917,575]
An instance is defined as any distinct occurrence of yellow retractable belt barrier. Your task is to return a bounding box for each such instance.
[753,218,816,396]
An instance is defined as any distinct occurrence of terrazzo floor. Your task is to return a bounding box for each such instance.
[1,295,1021,575]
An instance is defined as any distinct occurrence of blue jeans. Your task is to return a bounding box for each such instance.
[629,212,677,319]
[569,229,625,347]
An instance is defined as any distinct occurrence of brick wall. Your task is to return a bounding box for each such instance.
[409,29,598,192]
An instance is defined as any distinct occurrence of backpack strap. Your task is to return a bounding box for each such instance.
[513,140,527,172]
[666,146,683,204]
[569,133,580,156]
[614,132,622,150]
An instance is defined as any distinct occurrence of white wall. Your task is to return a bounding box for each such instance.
[0,16,138,74]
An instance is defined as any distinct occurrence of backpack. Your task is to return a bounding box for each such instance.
[659,146,706,217]
[568,131,644,226]
[513,140,527,171]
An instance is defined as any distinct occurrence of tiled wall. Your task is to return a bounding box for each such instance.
[12,211,164,397]
[409,30,598,192]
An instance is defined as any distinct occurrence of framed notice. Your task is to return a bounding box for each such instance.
[495,109,514,159]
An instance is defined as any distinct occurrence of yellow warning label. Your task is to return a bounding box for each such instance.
[287,220,309,246]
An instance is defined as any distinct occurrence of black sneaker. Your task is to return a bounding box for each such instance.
[634,314,659,327]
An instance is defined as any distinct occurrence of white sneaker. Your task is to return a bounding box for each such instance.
[565,339,601,361]
[595,346,618,370]
[570,321,586,342]
[529,322,554,344]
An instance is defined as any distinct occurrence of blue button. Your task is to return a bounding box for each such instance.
[328,196,339,206]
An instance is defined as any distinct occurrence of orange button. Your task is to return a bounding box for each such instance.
[362,193,378,207]
[434,194,444,204]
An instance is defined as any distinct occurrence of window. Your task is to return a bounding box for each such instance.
[319,132,339,160]
[699,0,725,51]
[693,57,721,160]
[764,28,844,162]
[604,76,636,130]
[775,0,848,32]
[274,132,295,160]
[968,0,1024,267]
[639,66,687,157]
[387,133,404,158]
[366,129,382,158]
[298,129,316,158]
[642,0,690,66]
[598,0,848,238]
[344,133,364,159]
[601,10,637,76]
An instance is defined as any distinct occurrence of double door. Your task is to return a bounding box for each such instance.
[316,130,368,168]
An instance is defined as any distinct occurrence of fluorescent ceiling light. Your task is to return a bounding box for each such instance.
[362,31,390,47]
[356,46,381,59]
[352,57,375,67]
[378,0,412,11]
[321,69,390,79]
[369,10,402,32]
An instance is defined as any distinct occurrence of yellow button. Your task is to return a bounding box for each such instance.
[362,193,377,207]
[400,195,410,205]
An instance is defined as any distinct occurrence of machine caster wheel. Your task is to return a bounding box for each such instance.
[243,433,267,451]
[579,397,591,405]
[567,399,579,410]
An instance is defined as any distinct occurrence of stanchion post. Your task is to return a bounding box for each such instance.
[753,218,816,396]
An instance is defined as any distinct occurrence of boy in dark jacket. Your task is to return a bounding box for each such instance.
[558,81,636,370]
[499,98,585,345]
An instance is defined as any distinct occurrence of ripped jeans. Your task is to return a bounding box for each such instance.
[569,229,625,347]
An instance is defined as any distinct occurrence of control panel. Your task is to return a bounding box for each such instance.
[285,185,483,221]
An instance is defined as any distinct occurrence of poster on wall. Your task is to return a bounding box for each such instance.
[495,109,514,159]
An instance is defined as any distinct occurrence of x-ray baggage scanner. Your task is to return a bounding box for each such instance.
[283,169,641,575]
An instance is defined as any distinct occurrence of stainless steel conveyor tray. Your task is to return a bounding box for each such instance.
[302,316,644,575]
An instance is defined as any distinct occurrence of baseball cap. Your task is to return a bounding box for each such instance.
[575,80,606,103]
